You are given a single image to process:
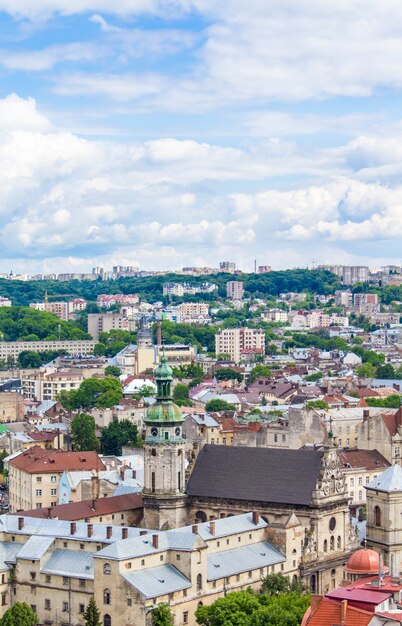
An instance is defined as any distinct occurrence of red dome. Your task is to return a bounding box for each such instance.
[345,549,387,574]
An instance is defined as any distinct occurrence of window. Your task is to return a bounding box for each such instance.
[45,575,51,583]
[176,554,181,561]
[274,434,278,442]
[196,574,202,591]
[330,536,335,551]
[183,588,187,597]
[104,589,111,605]
[103,564,111,575]
[374,506,382,527]
[350,478,354,487]
[323,539,328,553]
[183,612,189,624]
[127,599,132,607]
[358,477,363,486]
[62,577,69,585]
[79,604,85,614]
[236,574,240,581]
[30,572,36,581]
[79,580,86,588]
[35,490,42,497]
[104,615,111,626]
[366,476,370,484]
[282,434,286,442]
[36,477,42,483]
[51,489,57,496]
[62,602,69,612]
[160,555,163,562]
[45,599,51,610]
[36,503,42,509]
[358,491,362,500]
[349,491,354,498]
[63,542,67,548]
[337,536,341,550]
[1,594,6,607]
[151,472,155,493]
[248,571,252,579]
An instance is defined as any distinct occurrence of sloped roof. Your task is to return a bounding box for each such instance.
[9,446,106,473]
[187,445,324,506]
[123,564,191,599]
[304,596,373,626]
[337,449,390,472]
[366,464,402,493]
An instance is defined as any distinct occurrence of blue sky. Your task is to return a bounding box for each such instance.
[0,0,401,274]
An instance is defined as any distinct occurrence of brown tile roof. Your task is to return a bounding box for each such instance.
[9,446,105,473]
[382,410,401,436]
[27,432,56,442]
[14,492,143,520]
[337,449,390,471]
[303,597,373,626]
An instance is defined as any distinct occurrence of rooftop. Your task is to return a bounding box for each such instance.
[9,446,106,474]
[366,464,402,493]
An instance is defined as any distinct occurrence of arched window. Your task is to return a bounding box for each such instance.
[103,589,111,605]
[198,601,203,607]
[151,449,156,457]
[331,569,336,577]
[292,549,297,555]
[103,564,111,575]
[195,511,206,523]
[310,575,316,593]
[104,616,111,626]
[337,536,341,550]
[178,471,181,491]
[196,574,202,591]
[374,505,382,527]
[151,472,155,493]
[323,539,328,553]
[330,536,335,551]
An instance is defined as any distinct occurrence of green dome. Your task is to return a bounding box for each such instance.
[146,401,183,424]
[155,356,173,380]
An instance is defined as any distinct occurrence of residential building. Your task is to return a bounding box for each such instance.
[177,302,210,324]
[30,300,69,321]
[163,282,218,297]
[96,294,139,308]
[226,281,244,300]
[219,261,236,272]
[258,265,272,273]
[0,392,24,422]
[87,312,135,341]
[358,407,402,465]
[22,368,85,401]
[8,447,105,512]
[0,340,96,361]
[215,328,265,363]
[334,290,353,307]
[319,265,369,285]
[0,297,11,307]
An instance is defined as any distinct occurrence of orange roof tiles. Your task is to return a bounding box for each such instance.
[9,445,105,474]
[304,597,373,626]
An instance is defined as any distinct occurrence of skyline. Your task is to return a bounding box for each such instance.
[0,1,402,273]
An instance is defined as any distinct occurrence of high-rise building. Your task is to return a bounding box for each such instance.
[226,281,244,300]
[219,261,236,273]
[215,327,265,362]
[258,265,272,274]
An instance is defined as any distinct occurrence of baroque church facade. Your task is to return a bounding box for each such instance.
[143,358,360,593]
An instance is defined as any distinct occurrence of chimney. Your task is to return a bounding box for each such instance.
[87,524,93,538]
[122,528,128,539]
[17,517,24,530]
[120,468,125,480]
[209,520,216,535]
[310,595,323,616]
[152,534,159,549]
[47,507,52,519]
[157,320,162,346]
[106,526,113,539]
[70,522,76,535]
[252,511,260,525]
[132,470,136,479]
[92,499,96,511]
[192,524,198,534]
[341,599,347,626]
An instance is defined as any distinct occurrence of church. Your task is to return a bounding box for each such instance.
[142,357,360,593]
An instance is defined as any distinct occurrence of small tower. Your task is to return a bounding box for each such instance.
[143,356,187,530]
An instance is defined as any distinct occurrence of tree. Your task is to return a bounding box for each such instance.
[100,419,140,455]
[305,400,329,411]
[83,597,102,626]
[205,399,236,412]
[104,365,122,377]
[0,602,38,626]
[59,377,123,410]
[249,365,272,383]
[365,395,401,408]
[214,368,243,382]
[71,412,98,451]
[261,573,307,597]
[376,363,395,379]
[355,363,376,378]
[173,383,189,401]
[151,603,174,626]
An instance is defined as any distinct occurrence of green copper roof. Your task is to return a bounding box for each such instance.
[146,401,183,424]
[155,355,173,381]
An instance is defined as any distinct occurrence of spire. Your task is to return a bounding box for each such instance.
[154,355,173,401]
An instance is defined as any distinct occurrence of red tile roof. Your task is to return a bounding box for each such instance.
[13,492,143,521]
[9,446,105,474]
[303,597,373,626]
[337,449,390,471]
[27,432,57,442]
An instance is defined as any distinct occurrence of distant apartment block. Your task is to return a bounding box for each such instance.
[258,265,272,273]
[219,261,236,273]
[0,340,96,361]
[290,311,349,329]
[318,265,369,285]
[215,327,265,362]
[96,294,139,308]
[177,302,210,324]
[30,300,69,321]
[261,309,288,323]
[22,368,85,401]
[87,312,136,341]
[226,281,244,300]
[0,296,11,307]
[335,290,353,308]
[163,282,218,297]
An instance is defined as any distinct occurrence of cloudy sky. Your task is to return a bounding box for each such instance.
[1,0,402,274]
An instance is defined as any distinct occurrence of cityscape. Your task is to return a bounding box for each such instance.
[0,1,402,626]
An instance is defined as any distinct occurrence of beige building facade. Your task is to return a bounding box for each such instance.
[215,327,265,362]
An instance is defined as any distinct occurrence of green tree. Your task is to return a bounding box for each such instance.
[305,400,329,411]
[376,363,395,379]
[365,395,401,408]
[104,365,122,377]
[100,419,140,455]
[0,449,8,473]
[214,368,242,382]
[59,377,123,410]
[355,363,377,378]
[261,573,307,597]
[83,597,102,626]
[71,412,98,451]
[0,602,38,626]
[151,603,174,626]
[173,383,189,401]
[249,365,272,383]
[205,399,236,412]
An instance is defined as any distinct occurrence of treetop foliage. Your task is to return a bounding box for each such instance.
[0,307,89,342]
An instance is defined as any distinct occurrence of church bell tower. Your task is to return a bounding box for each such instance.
[143,356,187,530]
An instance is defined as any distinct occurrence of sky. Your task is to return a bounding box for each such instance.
[0,0,402,275]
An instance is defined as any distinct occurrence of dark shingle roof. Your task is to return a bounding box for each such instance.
[187,445,324,506]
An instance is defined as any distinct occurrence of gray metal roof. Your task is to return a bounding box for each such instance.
[123,564,191,599]
[42,549,94,579]
[366,464,402,493]
[16,535,54,560]
[207,541,285,581]
[188,414,219,427]
[0,542,23,571]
